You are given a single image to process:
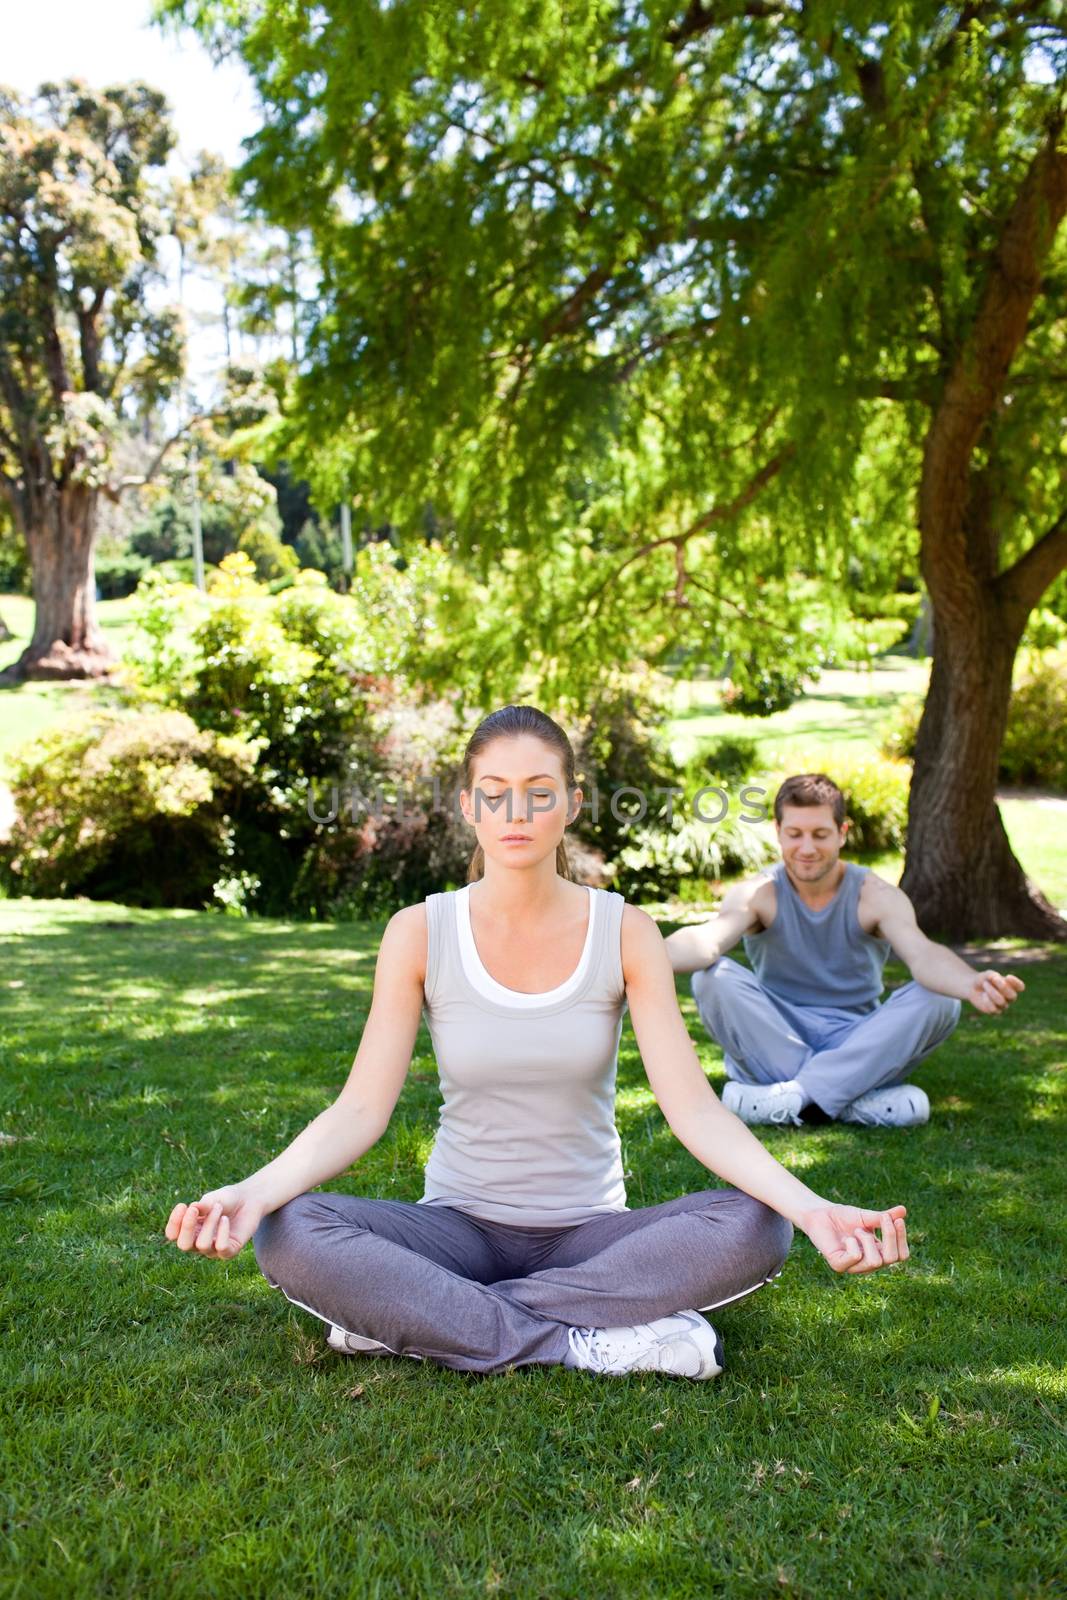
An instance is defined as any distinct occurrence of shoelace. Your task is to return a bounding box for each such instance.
[567,1323,649,1373]
[765,1096,804,1126]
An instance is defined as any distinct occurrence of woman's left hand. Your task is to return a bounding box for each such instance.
[797,1202,909,1274]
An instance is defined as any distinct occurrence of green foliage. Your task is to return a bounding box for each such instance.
[613,812,776,900]
[292,807,474,920]
[0,708,259,905]
[878,695,924,762]
[0,81,183,499]
[291,516,345,584]
[236,518,299,581]
[881,657,1067,790]
[129,555,389,805]
[155,0,1067,717]
[115,551,455,914]
[0,525,30,594]
[93,536,152,599]
[690,735,761,783]
[999,652,1067,791]
[721,663,807,718]
[1020,608,1067,654]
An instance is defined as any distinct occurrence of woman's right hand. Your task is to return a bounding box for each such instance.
[164,1183,268,1261]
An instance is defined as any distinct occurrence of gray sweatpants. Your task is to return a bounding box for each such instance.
[252,1186,793,1375]
[691,957,962,1118]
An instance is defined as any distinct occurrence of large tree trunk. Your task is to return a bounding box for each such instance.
[901,120,1067,942]
[0,481,115,682]
[901,593,1067,940]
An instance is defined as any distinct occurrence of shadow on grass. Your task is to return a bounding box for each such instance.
[2,901,1065,1598]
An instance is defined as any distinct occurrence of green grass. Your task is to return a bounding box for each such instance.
[2,898,1064,1598]
[0,594,140,776]
[664,656,930,767]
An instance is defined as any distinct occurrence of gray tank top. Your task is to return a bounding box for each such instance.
[743,861,889,1010]
[418,884,630,1226]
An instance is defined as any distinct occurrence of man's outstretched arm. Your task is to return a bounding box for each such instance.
[663,877,765,975]
[870,881,1025,1014]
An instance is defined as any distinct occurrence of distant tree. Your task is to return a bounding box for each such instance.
[0,79,189,679]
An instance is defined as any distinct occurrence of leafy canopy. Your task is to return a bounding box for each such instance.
[155,1,1067,700]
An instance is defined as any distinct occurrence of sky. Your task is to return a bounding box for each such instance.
[4,0,260,167]
[5,0,267,397]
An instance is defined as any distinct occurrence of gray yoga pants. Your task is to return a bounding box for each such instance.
[252,1186,793,1375]
[691,958,962,1117]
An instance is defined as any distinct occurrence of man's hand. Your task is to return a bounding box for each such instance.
[966,970,1025,1015]
[797,1202,909,1275]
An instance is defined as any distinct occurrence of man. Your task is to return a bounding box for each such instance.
[664,773,1024,1128]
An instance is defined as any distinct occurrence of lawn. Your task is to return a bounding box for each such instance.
[664,657,930,767]
[0,594,139,776]
[660,662,1067,914]
[2,898,1064,1598]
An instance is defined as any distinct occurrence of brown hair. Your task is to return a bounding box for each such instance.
[773,772,847,828]
[462,705,577,883]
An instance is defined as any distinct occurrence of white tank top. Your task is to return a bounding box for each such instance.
[418,884,630,1226]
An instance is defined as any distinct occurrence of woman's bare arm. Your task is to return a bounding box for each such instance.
[164,904,428,1258]
[624,906,908,1275]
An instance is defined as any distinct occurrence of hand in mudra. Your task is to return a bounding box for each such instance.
[798,1203,909,1275]
[164,1184,267,1261]
[967,970,1024,1015]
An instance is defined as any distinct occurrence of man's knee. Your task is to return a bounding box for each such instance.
[690,956,746,1018]
[904,984,962,1040]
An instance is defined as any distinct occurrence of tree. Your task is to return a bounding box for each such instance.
[160,0,1067,937]
[0,80,184,680]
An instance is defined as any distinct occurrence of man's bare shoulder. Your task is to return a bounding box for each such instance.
[721,868,777,928]
[857,869,914,932]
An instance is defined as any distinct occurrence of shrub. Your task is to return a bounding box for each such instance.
[878,695,923,761]
[720,665,805,717]
[685,736,761,784]
[0,709,260,906]
[568,688,682,861]
[93,541,151,599]
[999,651,1067,789]
[237,520,300,581]
[128,557,391,808]
[612,812,777,900]
[291,805,474,920]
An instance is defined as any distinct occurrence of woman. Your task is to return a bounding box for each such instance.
[165,705,909,1379]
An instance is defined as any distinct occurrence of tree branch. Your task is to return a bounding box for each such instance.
[666,0,787,47]
[102,410,229,502]
[584,440,796,617]
[920,117,1067,577]
[995,507,1067,625]
[538,264,613,343]
[77,286,108,394]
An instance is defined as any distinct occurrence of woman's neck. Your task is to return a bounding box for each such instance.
[470,859,568,919]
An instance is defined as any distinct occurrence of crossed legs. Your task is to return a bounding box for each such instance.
[691,957,961,1118]
[252,1187,793,1375]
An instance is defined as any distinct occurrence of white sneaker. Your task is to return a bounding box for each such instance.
[566,1310,724,1379]
[326,1323,392,1356]
[722,1079,805,1128]
[839,1084,930,1128]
